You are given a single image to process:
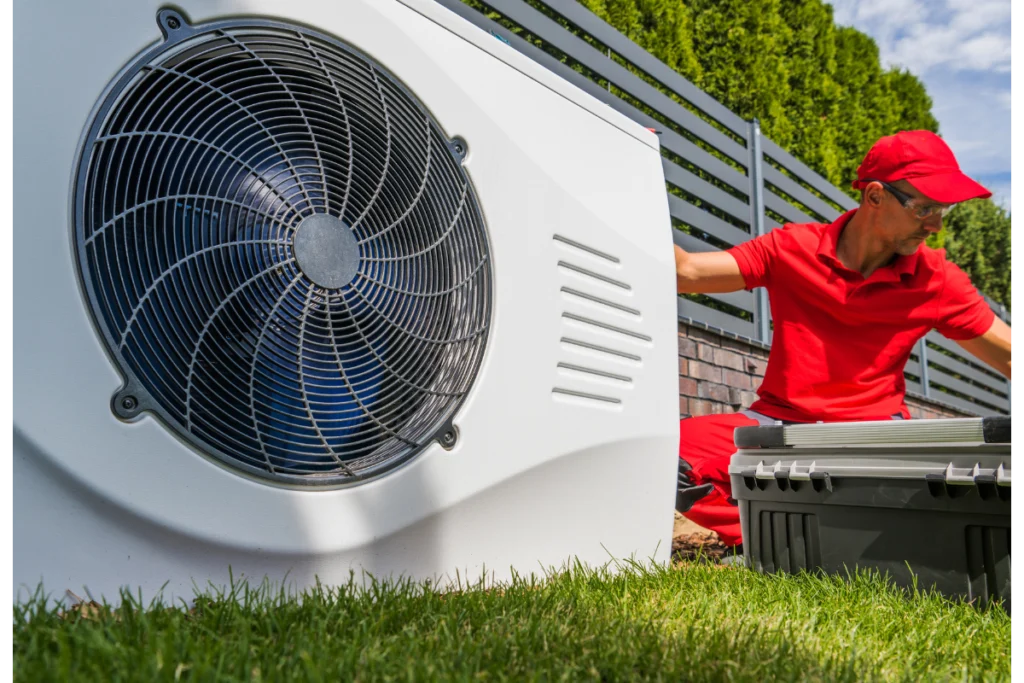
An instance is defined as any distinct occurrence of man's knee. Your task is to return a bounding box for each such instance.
[679,412,757,474]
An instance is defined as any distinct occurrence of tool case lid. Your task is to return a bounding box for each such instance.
[728,449,1010,486]
[734,416,1009,449]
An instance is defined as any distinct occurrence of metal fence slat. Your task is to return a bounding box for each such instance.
[759,137,859,211]
[677,299,756,338]
[761,164,845,222]
[762,189,818,226]
[667,194,752,248]
[540,0,750,137]
[927,368,1009,411]
[662,159,751,227]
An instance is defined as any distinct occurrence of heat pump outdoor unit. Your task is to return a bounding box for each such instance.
[14,0,679,605]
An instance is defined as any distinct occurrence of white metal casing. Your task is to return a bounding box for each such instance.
[14,0,679,604]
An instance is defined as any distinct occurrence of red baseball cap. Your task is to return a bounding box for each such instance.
[852,130,991,203]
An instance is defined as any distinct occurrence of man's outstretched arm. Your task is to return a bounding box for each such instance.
[955,316,1011,380]
[674,244,747,294]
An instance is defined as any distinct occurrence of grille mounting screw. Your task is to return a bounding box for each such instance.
[167,16,180,30]
[442,430,456,446]
[451,138,467,160]
[121,396,138,411]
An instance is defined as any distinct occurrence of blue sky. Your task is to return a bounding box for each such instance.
[829,0,1011,211]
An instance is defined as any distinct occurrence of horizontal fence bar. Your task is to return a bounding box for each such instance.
[540,0,751,137]
[672,227,716,253]
[927,348,1009,392]
[678,298,755,339]
[927,368,1010,411]
[924,332,1008,386]
[904,359,921,377]
[924,330,966,355]
[667,194,751,247]
[762,188,818,226]
[760,137,859,211]
[761,164,845,222]
[662,159,751,227]
[658,130,751,197]
[919,390,992,417]
[701,289,755,313]
[669,234,757,313]
[904,379,924,395]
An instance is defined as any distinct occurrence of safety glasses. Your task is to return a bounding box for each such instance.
[869,180,956,220]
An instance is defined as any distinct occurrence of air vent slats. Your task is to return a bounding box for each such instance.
[556,362,632,384]
[552,234,650,409]
[557,261,631,290]
[552,234,620,263]
[562,312,652,343]
[560,287,640,317]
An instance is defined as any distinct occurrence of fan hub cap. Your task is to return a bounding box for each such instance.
[293,214,360,289]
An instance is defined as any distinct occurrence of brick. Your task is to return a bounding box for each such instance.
[713,348,745,372]
[697,343,716,363]
[689,361,722,383]
[721,337,760,355]
[712,382,737,403]
[728,387,743,406]
[688,399,716,416]
[703,383,731,403]
[678,338,697,359]
[678,377,699,397]
[745,357,767,376]
[678,357,689,375]
[739,390,759,408]
[679,395,690,418]
[686,327,722,346]
[721,369,752,390]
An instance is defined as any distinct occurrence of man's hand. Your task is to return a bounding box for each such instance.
[674,244,747,294]
[955,316,1011,379]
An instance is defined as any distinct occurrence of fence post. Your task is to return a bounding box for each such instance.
[916,337,931,398]
[747,119,770,343]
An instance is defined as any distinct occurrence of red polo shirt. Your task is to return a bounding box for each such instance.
[727,209,995,422]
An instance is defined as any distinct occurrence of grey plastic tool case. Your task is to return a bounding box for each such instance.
[729,417,1010,609]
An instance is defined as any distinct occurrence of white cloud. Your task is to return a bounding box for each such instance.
[830,0,1010,74]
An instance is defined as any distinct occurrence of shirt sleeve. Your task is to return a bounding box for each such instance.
[726,228,780,290]
[934,259,996,340]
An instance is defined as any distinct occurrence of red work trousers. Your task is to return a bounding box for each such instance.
[677,413,760,546]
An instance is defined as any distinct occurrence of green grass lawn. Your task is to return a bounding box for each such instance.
[14,559,1010,682]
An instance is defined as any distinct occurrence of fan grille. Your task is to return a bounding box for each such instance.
[75,12,492,486]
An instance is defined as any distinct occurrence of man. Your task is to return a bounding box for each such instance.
[674,130,1012,548]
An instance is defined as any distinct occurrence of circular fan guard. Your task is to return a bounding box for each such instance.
[74,10,492,486]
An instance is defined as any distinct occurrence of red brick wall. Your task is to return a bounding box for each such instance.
[677,321,969,420]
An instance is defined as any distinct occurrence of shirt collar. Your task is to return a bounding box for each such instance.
[816,208,919,283]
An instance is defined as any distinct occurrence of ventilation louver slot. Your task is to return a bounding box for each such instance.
[552,234,647,408]
[74,10,492,486]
